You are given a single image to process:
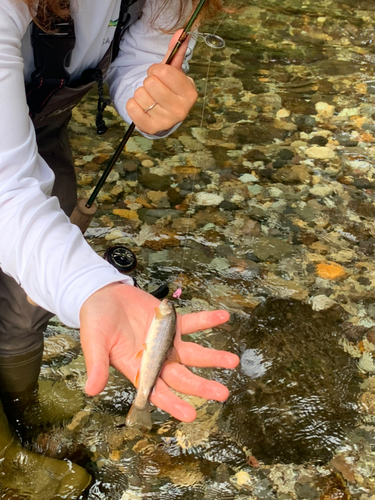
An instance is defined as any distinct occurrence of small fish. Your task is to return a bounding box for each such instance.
[126,299,178,430]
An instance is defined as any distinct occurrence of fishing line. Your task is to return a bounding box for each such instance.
[173,48,213,299]
[172,0,241,299]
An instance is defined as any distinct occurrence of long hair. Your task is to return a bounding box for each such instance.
[24,0,222,32]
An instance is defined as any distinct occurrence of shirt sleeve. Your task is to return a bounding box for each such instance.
[0,0,132,329]
[106,0,196,138]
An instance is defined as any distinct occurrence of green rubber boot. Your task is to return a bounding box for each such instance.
[0,345,83,441]
[0,399,91,499]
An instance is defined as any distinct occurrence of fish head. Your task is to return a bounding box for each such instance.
[158,299,176,317]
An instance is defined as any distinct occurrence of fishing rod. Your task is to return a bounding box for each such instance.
[27,0,226,305]
[68,0,226,301]
[70,0,209,233]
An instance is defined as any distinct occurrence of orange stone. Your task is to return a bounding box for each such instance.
[112,209,139,220]
[316,261,346,280]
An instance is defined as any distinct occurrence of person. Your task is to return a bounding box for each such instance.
[0,0,239,497]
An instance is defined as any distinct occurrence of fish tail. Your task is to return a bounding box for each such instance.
[126,402,152,430]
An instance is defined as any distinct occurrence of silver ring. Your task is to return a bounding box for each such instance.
[143,103,157,113]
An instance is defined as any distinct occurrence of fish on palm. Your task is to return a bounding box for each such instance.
[126,299,178,429]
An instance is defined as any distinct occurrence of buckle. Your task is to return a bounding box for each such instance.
[31,19,76,84]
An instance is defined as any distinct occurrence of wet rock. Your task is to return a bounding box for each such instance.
[230,470,253,491]
[243,219,261,236]
[305,146,335,160]
[219,200,239,211]
[147,190,170,208]
[295,483,319,500]
[272,165,311,184]
[358,352,375,373]
[194,192,224,206]
[172,217,197,232]
[138,173,171,191]
[43,334,80,363]
[222,299,360,464]
[293,114,316,132]
[277,149,294,161]
[262,274,308,300]
[232,124,277,145]
[318,473,350,500]
[315,102,335,119]
[316,262,346,280]
[359,239,375,256]
[245,149,269,162]
[309,295,337,311]
[239,173,259,183]
[330,455,356,483]
[341,323,368,342]
[143,229,180,250]
[367,328,375,345]
[252,478,274,499]
[308,136,328,146]
[144,209,180,220]
[252,237,297,262]
[66,407,92,432]
[336,134,358,147]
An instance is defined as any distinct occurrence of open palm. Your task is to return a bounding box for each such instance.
[79,283,239,422]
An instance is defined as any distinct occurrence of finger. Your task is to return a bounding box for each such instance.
[177,340,240,369]
[150,377,197,422]
[81,333,110,396]
[161,363,230,401]
[180,310,231,335]
[126,96,167,136]
[146,64,197,101]
[132,86,158,113]
[162,29,190,69]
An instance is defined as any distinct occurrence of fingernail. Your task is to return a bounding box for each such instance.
[218,311,229,321]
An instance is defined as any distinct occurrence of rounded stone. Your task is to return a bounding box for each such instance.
[222,299,359,464]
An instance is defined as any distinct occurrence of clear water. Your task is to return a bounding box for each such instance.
[3,0,375,498]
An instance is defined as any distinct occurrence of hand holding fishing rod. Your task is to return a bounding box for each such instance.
[71,0,208,230]
[69,30,196,230]
[126,29,197,137]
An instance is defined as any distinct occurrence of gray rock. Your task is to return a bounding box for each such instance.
[252,237,296,262]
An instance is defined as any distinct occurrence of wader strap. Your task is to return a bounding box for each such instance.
[26,19,75,119]
[26,0,145,125]
[112,0,139,62]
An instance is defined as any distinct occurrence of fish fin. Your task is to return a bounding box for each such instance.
[165,346,180,364]
[134,369,140,388]
[154,306,163,320]
[135,343,147,360]
[126,402,152,430]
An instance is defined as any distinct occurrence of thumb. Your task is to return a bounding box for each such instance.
[162,29,190,69]
[82,336,110,396]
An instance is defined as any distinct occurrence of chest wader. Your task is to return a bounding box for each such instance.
[0,0,144,495]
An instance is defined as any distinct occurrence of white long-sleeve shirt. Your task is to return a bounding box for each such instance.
[0,0,193,328]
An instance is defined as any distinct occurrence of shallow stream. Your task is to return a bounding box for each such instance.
[5,0,375,498]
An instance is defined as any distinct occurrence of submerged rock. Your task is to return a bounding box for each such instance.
[223,298,360,464]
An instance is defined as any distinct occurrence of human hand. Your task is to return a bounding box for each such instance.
[80,283,239,422]
[126,30,198,136]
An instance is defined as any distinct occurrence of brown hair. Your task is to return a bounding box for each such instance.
[25,0,222,32]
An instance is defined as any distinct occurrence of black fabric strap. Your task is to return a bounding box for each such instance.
[111,0,139,61]
[26,19,75,118]
[26,0,144,125]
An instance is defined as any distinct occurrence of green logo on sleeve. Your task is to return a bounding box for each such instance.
[108,19,118,27]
